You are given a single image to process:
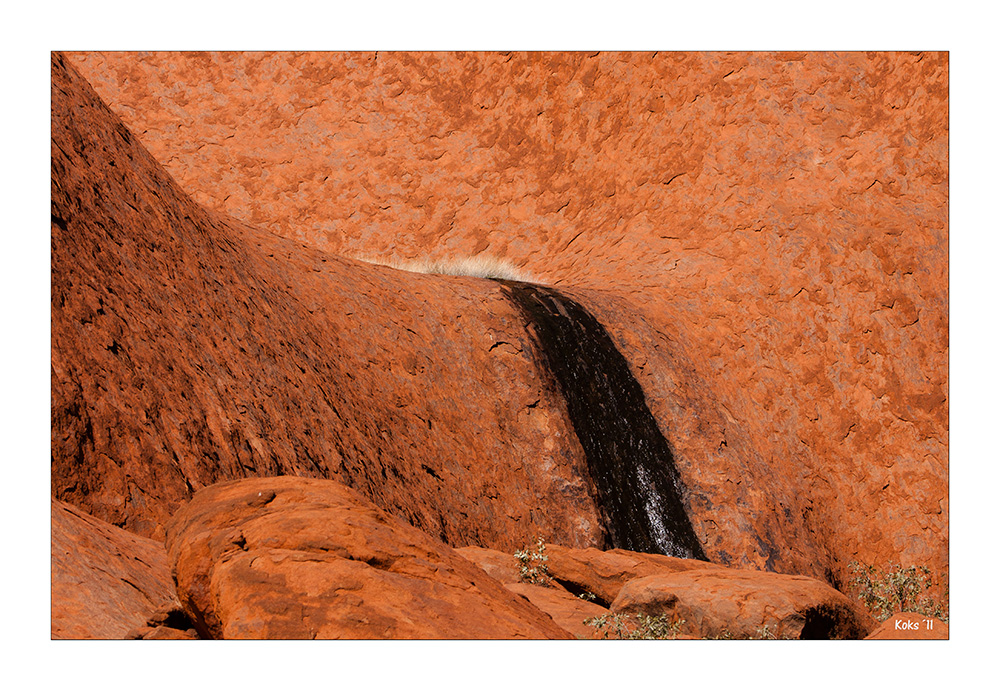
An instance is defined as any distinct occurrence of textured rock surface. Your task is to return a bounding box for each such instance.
[124,603,201,639]
[504,583,609,639]
[612,570,874,639]
[454,546,526,585]
[165,476,572,639]
[545,543,720,606]
[865,612,948,640]
[62,51,948,592]
[51,499,177,639]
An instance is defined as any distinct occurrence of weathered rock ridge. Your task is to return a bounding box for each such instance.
[54,481,881,640]
[62,51,948,594]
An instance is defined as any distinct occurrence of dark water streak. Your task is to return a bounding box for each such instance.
[501,281,707,560]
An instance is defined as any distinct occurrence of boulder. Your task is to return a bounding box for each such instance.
[165,476,573,639]
[126,625,199,640]
[51,499,177,639]
[545,543,718,606]
[611,569,874,639]
[124,604,202,640]
[454,545,524,585]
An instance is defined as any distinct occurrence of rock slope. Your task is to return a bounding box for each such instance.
[52,52,604,552]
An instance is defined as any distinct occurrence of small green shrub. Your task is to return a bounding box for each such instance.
[848,562,948,622]
[514,537,552,586]
[584,612,686,640]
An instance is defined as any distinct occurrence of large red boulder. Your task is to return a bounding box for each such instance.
[165,476,573,639]
[504,583,610,640]
[544,543,719,606]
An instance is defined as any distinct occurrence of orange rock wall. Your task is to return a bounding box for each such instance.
[61,52,948,589]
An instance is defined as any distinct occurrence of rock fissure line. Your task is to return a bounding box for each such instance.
[500,280,708,560]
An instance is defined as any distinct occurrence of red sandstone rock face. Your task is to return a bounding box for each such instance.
[612,570,874,639]
[62,51,948,594]
[462,542,875,639]
[454,546,524,585]
[51,500,177,639]
[165,476,572,639]
[504,583,609,639]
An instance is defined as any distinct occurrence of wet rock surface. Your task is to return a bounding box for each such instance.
[502,280,706,559]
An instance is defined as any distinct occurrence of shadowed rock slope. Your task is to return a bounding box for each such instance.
[65,51,948,593]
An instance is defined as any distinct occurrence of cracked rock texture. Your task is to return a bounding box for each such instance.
[62,51,948,593]
[165,476,572,639]
[51,499,176,639]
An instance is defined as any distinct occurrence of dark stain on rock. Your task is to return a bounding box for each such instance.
[500,280,707,560]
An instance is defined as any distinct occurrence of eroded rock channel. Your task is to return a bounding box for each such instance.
[500,281,708,560]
